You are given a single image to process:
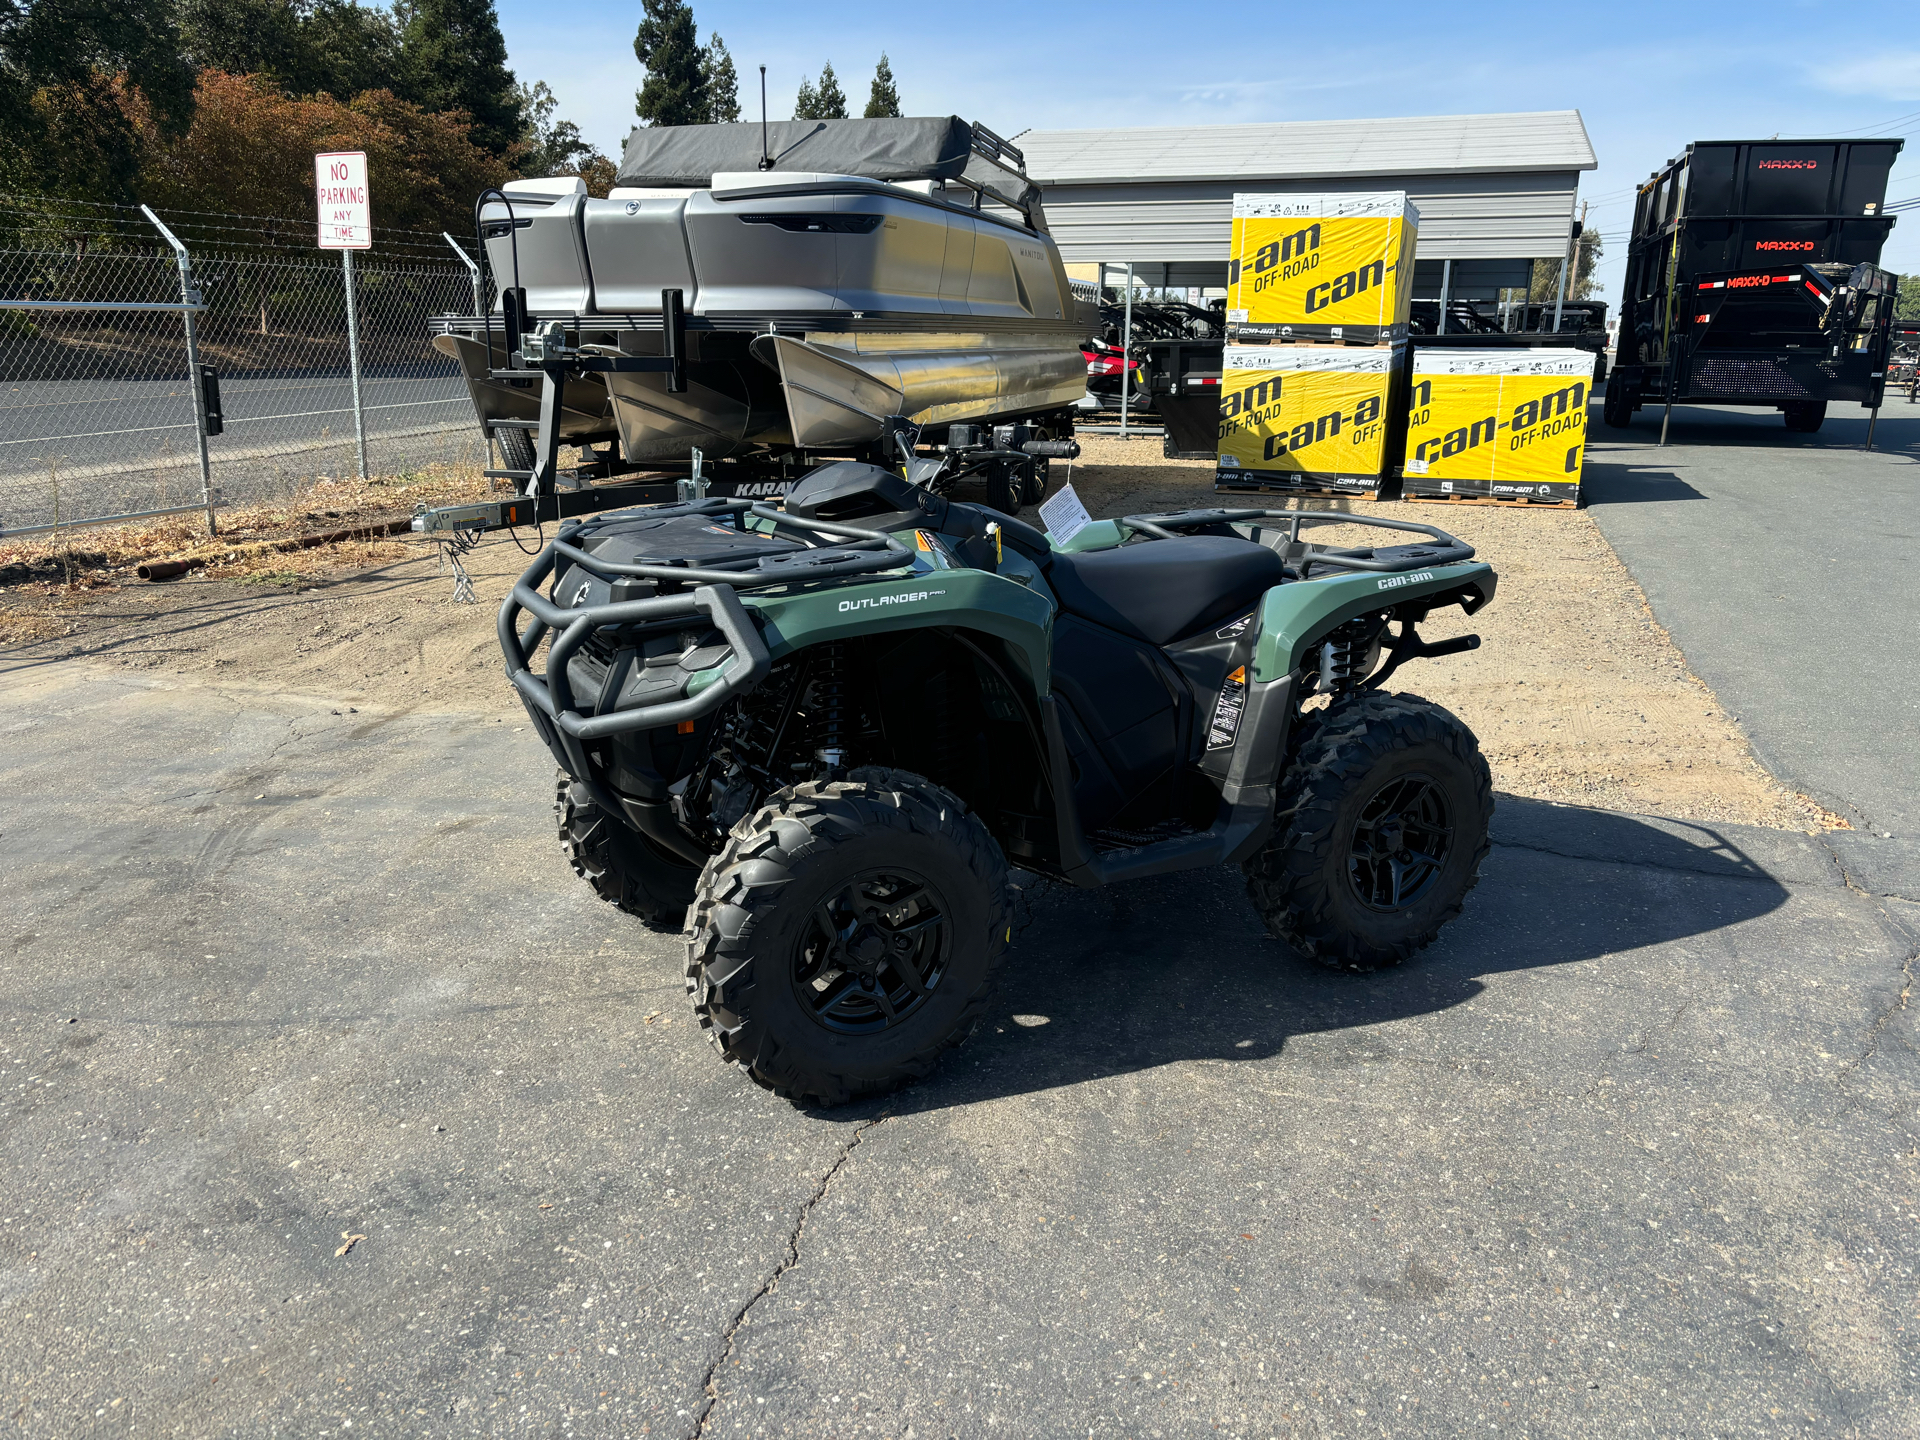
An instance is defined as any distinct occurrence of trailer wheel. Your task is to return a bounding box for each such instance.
[1021,456,1049,506]
[986,462,1023,516]
[1601,375,1634,429]
[1783,401,1826,433]
[496,425,537,476]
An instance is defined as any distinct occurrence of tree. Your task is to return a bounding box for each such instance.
[515,78,613,193]
[862,53,898,119]
[1530,226,1603,302]
[633,0,706,127]
[393,0,520,157]
[177,1,402,102]
[703,32,737,123]
[294,1,404,98]
[0,0,197,200]
[132,68,510,237]
[1897,274,1918,323]
[795,61,845,121]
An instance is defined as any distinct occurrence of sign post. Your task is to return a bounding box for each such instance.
[315,151,372,481]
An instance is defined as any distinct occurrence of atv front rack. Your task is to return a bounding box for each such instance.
[1116,508,1472,578]
[498,500,913,816]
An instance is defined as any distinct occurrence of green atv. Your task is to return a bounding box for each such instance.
[499,464,1496,1105]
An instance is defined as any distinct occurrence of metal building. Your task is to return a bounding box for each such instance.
[1021,110,1598,302]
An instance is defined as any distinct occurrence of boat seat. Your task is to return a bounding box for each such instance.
[1045,536,1287,646]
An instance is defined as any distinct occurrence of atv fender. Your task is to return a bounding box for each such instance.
[1251,562,1496,683]
[743,567,1054,698]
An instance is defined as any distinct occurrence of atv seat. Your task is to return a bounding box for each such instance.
[1045,536,1287,645]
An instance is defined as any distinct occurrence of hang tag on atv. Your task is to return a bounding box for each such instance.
[1037,482,1093,545]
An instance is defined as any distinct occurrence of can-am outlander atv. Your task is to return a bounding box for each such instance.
[500,466,1495,1105]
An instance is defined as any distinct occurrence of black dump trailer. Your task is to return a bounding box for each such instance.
[1604,138,1904,433]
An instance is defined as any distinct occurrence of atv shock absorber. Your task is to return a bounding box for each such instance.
[810,642,851,771]
[1317,616,1385,696]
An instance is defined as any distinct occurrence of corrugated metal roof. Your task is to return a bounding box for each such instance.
[1041,170,1583,264]
[1020,111,1597,185]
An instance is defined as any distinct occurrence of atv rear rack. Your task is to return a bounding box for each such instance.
[1115,507,1473,577]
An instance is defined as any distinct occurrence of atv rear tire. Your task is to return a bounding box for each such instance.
[685,767,1013,1106]
[1244,692,1492,972]
[555,771,699,929]
[1783,401,1826,433]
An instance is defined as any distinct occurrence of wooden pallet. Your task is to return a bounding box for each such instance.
[1403,490,1581,510]
[1216,483,1385,502]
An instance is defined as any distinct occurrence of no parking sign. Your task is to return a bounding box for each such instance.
[314,151,371,249]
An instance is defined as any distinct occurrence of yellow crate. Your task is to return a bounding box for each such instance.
[1215,345,1402,495]
[1225,193,1418,344]
[1402,349,1592,502]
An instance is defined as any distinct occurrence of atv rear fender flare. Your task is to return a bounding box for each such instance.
[1253,563,1497,682]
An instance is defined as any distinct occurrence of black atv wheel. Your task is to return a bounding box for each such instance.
[1244,692,1492,972]
[1601,374,1634,429]
[685,767,1013,1106]
[555,771,699,929]
[1783,401,1826,433]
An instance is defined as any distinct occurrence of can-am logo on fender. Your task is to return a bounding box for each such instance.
[837,589,946,612]
[1376,570,1435,592]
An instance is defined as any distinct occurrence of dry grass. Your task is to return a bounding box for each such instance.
[1,461,495,583]
[0,460,499,642]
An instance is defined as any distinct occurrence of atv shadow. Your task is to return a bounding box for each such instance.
[873,795,1796,1114]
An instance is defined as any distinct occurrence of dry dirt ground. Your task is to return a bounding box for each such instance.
[0,439,1836,831]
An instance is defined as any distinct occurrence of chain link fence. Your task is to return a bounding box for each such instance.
[0,195,489,537]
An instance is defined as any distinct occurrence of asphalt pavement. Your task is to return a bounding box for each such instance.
[0,663,1912,1438]
[1582,397,1919,894]
[0,371,469,531]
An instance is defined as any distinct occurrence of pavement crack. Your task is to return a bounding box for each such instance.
[689,1112,887,1437]
[1832,941,1916,1087]
[1626,998,1694,1058]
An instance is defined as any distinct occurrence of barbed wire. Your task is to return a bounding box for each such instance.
[0,192,462,261]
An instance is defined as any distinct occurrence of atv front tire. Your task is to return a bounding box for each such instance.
[685,768,1013,1106]
[555,771,699,929]
[1244,692,1492,971]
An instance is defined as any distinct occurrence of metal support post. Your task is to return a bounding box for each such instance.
[1865,403,1879,452]
[341,248,370,482]
[142,206,217,534]
[1437,259,1452,335]
[443,231,483,316]
[1120,261,1134,440]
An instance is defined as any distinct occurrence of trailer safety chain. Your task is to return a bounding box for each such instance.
[436,526,482,605]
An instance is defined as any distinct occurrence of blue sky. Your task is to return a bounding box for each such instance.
[496,0,1920,299]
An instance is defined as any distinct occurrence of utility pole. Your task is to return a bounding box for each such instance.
[1553,199,1586,334]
